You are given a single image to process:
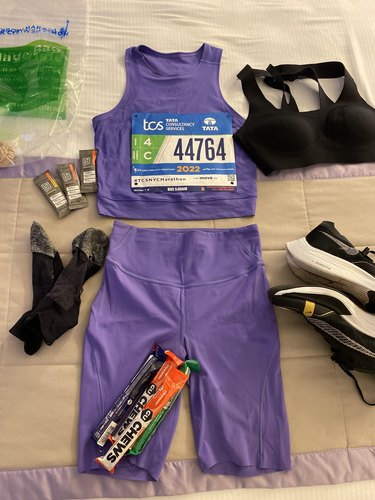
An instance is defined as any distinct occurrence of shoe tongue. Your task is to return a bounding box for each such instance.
[319,230,359,255]
[319,221,357,249]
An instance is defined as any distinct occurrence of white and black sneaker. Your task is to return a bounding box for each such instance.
[268,285,375,405]
[286,221,375,312]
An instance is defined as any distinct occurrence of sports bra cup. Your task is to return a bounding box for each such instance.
[234,61,375,174]
[237,65,320,154]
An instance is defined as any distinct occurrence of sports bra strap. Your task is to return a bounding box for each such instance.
[273,61,346,80]
[265,64,333,108]
[270,61,361,104]
[237,65,299,112]
[238,61,363,113]
[262,66,300,111]
[237,65,269,107]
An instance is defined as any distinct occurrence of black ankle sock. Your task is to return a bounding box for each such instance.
[9,221,63,351]
[22,228,109,353]
[31,221,64,306]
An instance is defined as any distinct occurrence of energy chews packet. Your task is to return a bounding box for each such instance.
[57,162,88,210]
[79,149,98,193]
[109,350,184,444]
[96,350,187,474]
[92,345,165,447]
[128,359,200,456]
[33,170,70,218]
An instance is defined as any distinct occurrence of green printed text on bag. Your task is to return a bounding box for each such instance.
[0,39,68,119]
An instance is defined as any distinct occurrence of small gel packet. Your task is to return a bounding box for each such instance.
[57,162,88,210]
[79,149,98,193]
[33,170,69,218]
[92,345,165,447]
[128,359,200,456]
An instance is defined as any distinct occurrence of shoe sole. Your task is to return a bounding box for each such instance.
[271,285,375,341]
[286,237,375,309]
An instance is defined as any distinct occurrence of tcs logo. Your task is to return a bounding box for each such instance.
[143,119,163,131]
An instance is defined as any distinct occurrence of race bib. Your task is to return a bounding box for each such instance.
[131,112,237,192]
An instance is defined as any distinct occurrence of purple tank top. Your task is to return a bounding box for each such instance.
[93,44,257,220]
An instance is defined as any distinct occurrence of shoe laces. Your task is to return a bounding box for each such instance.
[360,247,375,262]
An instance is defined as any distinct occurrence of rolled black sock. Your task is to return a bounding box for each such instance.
[22,227,109,353]
[9,221,63,351]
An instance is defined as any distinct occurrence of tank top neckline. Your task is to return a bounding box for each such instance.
[134,43,209,78]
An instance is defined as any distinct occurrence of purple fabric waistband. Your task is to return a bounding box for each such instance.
[96,193,257,220]
[107,220,262,284]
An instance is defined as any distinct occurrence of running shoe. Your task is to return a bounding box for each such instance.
[286,221,375,312]
[268,285,375,404]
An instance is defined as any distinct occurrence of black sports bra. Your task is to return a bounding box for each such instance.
[234,62,375,175]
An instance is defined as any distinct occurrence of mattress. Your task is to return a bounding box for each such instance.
[1,1,375,499]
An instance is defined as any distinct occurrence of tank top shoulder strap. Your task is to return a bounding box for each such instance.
[124,46,141,71]
[200,43,222,65]
[126,46,149,68]
[118,46,140,100]
[123,46,139,78]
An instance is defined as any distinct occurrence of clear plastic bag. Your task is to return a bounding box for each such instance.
[0,1,87,168]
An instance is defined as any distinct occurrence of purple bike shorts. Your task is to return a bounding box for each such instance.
[78,221,291,480]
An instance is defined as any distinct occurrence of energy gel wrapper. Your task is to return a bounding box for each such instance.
[128,359,200,456]
[33,170,70,218]
[92,345,165,447]
[110,349,183,443]
[96,351,187,473]
[79,149,98,193]
[57,162,88,210]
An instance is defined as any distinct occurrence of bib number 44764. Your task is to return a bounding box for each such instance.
[173,137,226,162]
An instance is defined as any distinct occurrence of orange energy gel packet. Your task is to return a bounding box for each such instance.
[95,355,188,474]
